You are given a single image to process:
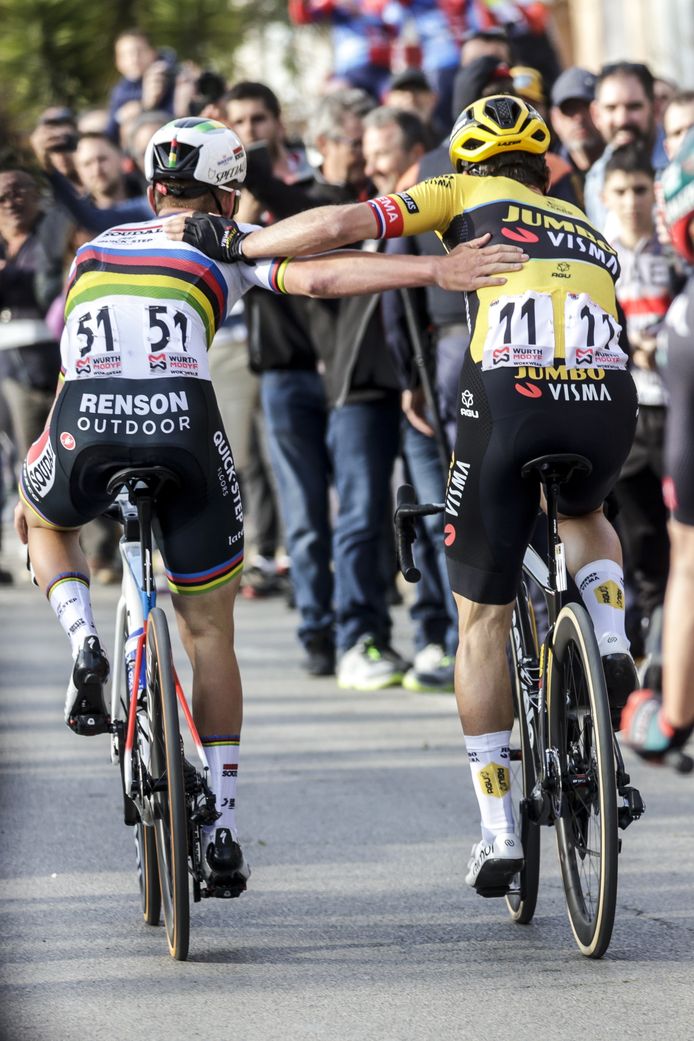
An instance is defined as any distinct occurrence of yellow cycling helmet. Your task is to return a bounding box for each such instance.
[449,94,551,170]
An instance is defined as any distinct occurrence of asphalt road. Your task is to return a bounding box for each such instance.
[1,574,692,1041]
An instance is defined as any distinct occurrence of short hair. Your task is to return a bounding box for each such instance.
[0,168,39,187]
[596,61,655,102]
[663,89,694,117]
[362,106,428,152]
[76,132,122,153]
[223,81,281,118]
[151,181,219,214]
[604,143,654,180]
[466,152,549,193]
[311,89,376,141]
[115,28,153,47]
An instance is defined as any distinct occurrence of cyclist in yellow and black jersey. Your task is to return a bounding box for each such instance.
[366,169,627,371]
[167,96,640,898]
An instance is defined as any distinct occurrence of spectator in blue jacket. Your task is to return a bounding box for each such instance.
[106,29,175,143]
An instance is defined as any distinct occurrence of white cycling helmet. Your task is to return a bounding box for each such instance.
[144,117,247,196]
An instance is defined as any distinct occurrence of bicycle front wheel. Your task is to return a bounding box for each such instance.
[506,587,541,924]
[147,607,190,961]
[548,603,618,959]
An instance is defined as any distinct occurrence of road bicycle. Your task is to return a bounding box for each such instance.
[394,452,644,959]
[104,465,241,961]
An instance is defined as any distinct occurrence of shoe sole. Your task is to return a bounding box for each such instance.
[402,675,454,694]
[471,856,524,897]
[304,659,336,677]
[66,674,110,736]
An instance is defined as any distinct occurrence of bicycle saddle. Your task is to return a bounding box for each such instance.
[106,464,181,501]
[521,453,592,486]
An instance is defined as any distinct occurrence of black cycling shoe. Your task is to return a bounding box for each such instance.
[603,652,639,730]
[65,636,111,736]
[203,827,250,898]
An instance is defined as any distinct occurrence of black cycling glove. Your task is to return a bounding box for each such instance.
[181,213,250,263]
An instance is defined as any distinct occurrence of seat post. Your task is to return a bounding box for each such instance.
[134,487,155,599]
[106,466,180,601]
[543,476,565,626]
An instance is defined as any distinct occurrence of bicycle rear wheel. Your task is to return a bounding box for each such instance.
[147,607,190,961]
[548,603,618,958]
[506,587,541,924]
[135,821,160,925]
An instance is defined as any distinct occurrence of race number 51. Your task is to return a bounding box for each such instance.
[75,305,118,357]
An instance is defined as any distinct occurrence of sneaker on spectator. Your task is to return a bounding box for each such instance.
[241,555,282,599]
[403,643,455,693]
[381,642,411,674]
[337,634,406,691]
[302,631,336,677]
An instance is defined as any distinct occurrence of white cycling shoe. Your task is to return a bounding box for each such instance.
[465,832,524,896]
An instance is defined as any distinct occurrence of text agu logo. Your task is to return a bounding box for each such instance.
[459,388,479,418]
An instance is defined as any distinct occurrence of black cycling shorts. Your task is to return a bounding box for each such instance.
[20,377,244,596]
[444,356,638,604]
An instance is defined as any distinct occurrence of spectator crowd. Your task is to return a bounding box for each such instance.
[2,1,693,698]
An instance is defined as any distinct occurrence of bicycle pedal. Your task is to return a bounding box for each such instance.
[190,807,219,826]
[122,791,139,826]
[475,885,511,899]
[618,785,645,830]
[67,712,111,736]
[204,878,247,900]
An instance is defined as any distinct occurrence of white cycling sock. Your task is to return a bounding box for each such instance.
[575,559,629,655]
[201,735,240,844]
[47,571,99,656]
[465,730,515,843]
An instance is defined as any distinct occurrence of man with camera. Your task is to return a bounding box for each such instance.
[0,169,61,460]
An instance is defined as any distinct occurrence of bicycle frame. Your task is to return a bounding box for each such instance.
[513,515,642,831]
[511,554,561,827]
[108,487,211,820]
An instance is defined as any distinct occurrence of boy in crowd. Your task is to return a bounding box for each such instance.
[603,143,683,658]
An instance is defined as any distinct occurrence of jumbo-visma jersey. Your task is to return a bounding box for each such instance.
[368,174,628,371]
[61,218,286,382]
